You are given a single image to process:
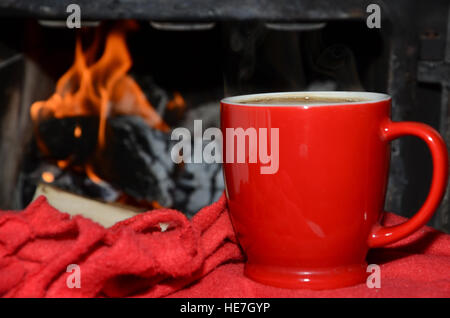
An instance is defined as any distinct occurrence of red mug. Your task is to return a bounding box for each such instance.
[220,91,448,289]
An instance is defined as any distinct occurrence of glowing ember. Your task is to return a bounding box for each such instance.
[152,201,164,209]
[167,91,186,110]
[41,171,55,183]
[57,160,70,169]
[74,125,82,138]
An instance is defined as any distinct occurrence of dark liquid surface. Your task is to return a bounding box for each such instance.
[237,95,368,105]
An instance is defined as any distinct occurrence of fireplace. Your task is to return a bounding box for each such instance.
[0,0,449,232]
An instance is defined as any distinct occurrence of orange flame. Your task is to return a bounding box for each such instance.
[31,25,168,151]
[85,163,103,184]
[74,124,82,138]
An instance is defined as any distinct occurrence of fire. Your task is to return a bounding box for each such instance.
[167,91,186,110]
[57,160,70,169]
[41,171,55,183]
[30,22,176,210]
[30,23,168,151]
[85,164,103,184]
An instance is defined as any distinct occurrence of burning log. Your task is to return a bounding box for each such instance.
[32,114,223,216]
[37,116,98,162]
[33,112,226,216]
[35,115,175,207]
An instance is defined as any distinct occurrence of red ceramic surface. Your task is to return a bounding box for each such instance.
[220,92,448,289]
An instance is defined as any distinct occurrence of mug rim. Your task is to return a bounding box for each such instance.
[221,91,391,107]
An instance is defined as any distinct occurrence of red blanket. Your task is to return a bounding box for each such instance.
[0,194,449,298]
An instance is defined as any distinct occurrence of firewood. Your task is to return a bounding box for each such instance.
[32,183,143,228]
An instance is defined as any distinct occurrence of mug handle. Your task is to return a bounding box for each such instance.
[368,120,448,248]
